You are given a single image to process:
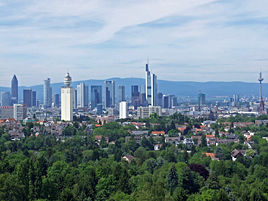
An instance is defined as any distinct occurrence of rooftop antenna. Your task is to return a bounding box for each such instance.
[258,69,264,114]
[146,57,149,72]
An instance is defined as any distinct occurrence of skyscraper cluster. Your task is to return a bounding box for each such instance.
[1,63,266,121]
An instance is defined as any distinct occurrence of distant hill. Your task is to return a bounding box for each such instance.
[0,78,267,103]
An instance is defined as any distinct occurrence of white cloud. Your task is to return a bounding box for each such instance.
[0,0,267,86]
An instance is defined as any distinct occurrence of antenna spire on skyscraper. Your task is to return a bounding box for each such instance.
[146,57,149,72]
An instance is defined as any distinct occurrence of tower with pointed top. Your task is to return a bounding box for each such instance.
[258,72,265,114]
[11,75,18,105]
[145,60,157,106]
[61,73,73,121]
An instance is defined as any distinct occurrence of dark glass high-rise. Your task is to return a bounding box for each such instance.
[11,75,18,105]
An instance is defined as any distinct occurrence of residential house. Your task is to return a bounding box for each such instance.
[122,155,135,163]
[152,131,165,136]
[206,135,216,146]
[165,136,181,145]
[183,138,194,148]
[231,149,246,161]
[154,144,163,151]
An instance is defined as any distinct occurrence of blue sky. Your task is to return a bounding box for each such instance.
[0,0,268,86]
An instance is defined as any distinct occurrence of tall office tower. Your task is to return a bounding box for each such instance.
[104,80,115,108]
[44,78,52,108]
[91,86,102,109]
[73,88,77,109]
[258,72,265,114]
[198,92,206,110]
[151,74,157,106]
[232,94,239,107]
[145,62,157,106]
[53,94,60,108]
[157,92,163,107]
[168,95,177,108]
[23,89,32,107]
[32,91,37,107]
[77,83,89,108]
[139,93,147,107]
[131,85,140,109]
[171,96,178,108]
[1,92,11,106]
[117,85,126,103]
[11,75,18,105]
[119,101,128,119]
[13,104,27,121]
[61,73,73,121]
[140,85,146,94]
[163,95,169,109]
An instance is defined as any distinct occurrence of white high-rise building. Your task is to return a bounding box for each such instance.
[13,104,26,121]
[119,101,128,119]
[145,62,157,106]
[61,73,73,121]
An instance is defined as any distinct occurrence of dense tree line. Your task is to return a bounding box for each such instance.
[0,114,267,200]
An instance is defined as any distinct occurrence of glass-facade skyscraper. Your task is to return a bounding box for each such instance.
[53,94,60,108]
[32,91,37,107]
[117,85,125,104]
[23,89,32,107]
[131,85,139,109]
[73,88,77,109]
[198,93,206,109]
[104,80,115,108]
[77,83,89,108]
[145,63,157,106]
[1,92,11,106]
[91,86,102,109]
[11,75,18,105]
[44,78,52,108]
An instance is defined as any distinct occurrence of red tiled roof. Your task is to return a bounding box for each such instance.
[195,128,203,132]
[206,135,214,138]
[95,135,103,140]
[203,152,215,158]
[152,131,165,135]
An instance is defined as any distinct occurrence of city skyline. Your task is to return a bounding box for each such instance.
[0,1,268,86]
